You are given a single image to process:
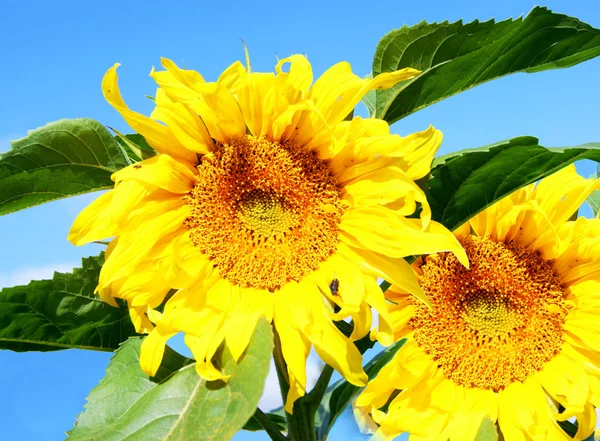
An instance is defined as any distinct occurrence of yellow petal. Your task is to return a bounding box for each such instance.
[110,180,150,226]
[165,232,212,289]
[275,54,313,102]
[497,379,570,441]
[224,287,273,361]
[386,291,416,339]
[185,331,230,381]
[236,72,276,137]
[575,403,596,440]
[337,241,427,305]
[128,303,154,334]
[140,325,176,376]
[447,388,498,441]
[340,207,468,266]
[152,58,246,143]
[534,164,600,227]
[111,261,170,306]
[290,279,367,387]
[217,60,247,95]
[68,191,118,246]
[102,64,196,164]
[151,57,206,102]
[536,353,589,418]
[100,201,188,286]
[112,154,196,194]
[287,100,335,154]
[309,63,419,127]
[384,126,442,180]
[342,165,431,223]
[312,253,366,320]
[363,276,394,346]
[151,89,214,154]
[469,185,532,241]
[332,125,441,182]
[274,286,311,413]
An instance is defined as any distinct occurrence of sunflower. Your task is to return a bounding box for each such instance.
[355,165,600,440]
[69,54,466,412]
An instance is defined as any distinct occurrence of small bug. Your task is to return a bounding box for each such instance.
[329,278,339,295]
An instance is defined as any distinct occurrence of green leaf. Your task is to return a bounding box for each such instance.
[0,118,129,216]
[371,7,600,123]
[0,253,136,352]
[426,137,600,232]
[315,339,405,440]
[113,130,157,162]
[586,164,600,218]
[475,418,499,441]
[67,319,274,441]
[243,413,287,432]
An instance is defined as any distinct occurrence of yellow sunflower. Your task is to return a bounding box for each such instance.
[69,54,467,411]
[355,165,600,440]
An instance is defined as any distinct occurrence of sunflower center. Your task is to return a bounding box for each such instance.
[461,292,525,337]
[238,190,297,237]
[185,135,342,291]
[410,235,568,391]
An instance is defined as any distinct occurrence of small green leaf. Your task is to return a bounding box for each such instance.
[587,192,600,218]
[475,418,499,441]
[371,7,600,124]
[586,164,600,218]
[426,137,600,232]
[315,340,405,440]
[243,413,287,432]
[0,253,136,352]
[67,319,274,441]
[112,130,157,162]
[0,118,129,215]
[362,89,377,117]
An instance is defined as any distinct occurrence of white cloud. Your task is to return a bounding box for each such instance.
[0,263,78,289]
[259,350,325,411]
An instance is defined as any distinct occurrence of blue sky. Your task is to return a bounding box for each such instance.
[1,0,599,440]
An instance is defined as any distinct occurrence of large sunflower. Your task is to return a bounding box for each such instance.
[69,54,466,411]
[355,165,600,440]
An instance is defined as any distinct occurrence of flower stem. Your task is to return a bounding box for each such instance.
[286,400,316,441]
[307,364,334,405]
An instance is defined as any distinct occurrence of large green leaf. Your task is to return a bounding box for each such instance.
[67,319,274,441]
[370,7,600,123]
[315,340,405,440]
[0,118,129,215]
[426,137,600,232]
[0,253,135,351]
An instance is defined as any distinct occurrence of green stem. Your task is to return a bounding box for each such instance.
[307,364,334,404]
[254,408,288,441]
[286,401,316,441]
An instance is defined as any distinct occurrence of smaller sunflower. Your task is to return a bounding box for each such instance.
[355,165,600,441]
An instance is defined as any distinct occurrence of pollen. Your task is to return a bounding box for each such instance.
[410,235,568,391]
[185,135,343,291]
